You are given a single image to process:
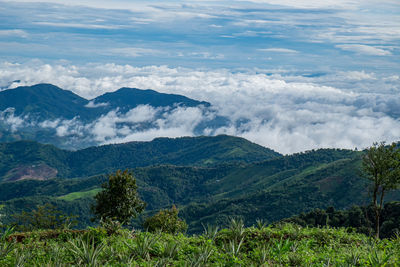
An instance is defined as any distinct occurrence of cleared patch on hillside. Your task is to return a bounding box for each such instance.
[4,163,58,182]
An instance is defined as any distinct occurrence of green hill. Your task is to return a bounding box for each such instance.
[3,144,398,232]
[0,135,280,181]
[1,138,399,233]
[0,84,94,120]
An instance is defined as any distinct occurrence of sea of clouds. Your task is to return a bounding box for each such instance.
[0,61,399,154]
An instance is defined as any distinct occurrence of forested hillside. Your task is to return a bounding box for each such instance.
[0,135,280,181]
[3,139,398,233]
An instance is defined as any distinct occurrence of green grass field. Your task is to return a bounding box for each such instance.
[57,188,102,201]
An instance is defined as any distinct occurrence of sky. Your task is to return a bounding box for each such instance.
[0,0,399,154]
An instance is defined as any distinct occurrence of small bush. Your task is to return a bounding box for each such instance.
[143,205,187,234]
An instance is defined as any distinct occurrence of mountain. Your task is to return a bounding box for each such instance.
[0,135,280,181]
[0,84,92,120]
[0,84,211,121]
[2,139,399,232]
[0,83,226,149]
[93,87,210,112]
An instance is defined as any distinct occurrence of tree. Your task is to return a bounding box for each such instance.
[362,142,400,238]
[143,205,187,234]
[10,203,76,231]
[92,170,146,224]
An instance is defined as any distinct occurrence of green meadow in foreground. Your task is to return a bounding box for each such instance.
[1,222,399,266]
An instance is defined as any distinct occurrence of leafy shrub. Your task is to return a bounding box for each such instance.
[143,205,187,234]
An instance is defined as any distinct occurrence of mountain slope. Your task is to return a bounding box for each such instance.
[0,84,92,120]
[0,83,226,149]
[93,87,210,112]
[0,135,280,180]
[0,84,211,121]
[4,143,398,233]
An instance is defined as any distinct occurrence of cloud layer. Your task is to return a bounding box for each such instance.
[1,61,399,154]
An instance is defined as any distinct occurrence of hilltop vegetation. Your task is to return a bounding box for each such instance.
[1,222,399,266]
[284,202,400,239]
[3,139,400,233]
[0,135,279,180]
[0,136,399,236]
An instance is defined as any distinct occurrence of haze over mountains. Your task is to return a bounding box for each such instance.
[0,83,227,149]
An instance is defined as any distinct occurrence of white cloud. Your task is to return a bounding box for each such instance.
[33,22,121,30]
[85,100,109,108]
[0,29,28,38]
[239,0,361,9]
[0,108,25,132]
[258,48,299,53]
[109,48,163,58]
[336,44,392,56]
[1,61,400,154]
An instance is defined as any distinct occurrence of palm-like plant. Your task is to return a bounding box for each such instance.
[68,236,106,266]
[124,231,160,260]
[202,223,219,242]
[0,227,15,258]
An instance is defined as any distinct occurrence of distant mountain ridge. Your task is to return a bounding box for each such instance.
[0,84,91,120]
[0,83,227,149]
[0,135,281,181]
[0,83,210,121]
[94,87,210,112]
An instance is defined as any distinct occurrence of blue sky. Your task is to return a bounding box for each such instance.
[0,0,399,153]
[1,0,399,71]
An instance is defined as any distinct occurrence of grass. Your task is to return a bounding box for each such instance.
[57,188,102,201]
[0,223,399,266]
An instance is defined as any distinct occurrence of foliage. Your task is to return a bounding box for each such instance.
[0,134,279,180]
[0,223,399,266]
[92,170,146,224]
[99,217,124,236]
[9,203,76,231]
[68,235,106,266]
[143,205,187,234]
[0,204,4,228]
[1,145,399,233]
[285,202,400,239]
[0,228,15,259]
[361,142,400,238]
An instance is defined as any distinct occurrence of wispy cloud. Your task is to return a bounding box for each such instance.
[258,48,299,53]
[336,44,392,56]
[1,0,398,70]
[85,101,108,108]
[34,22,122,30]
[109,47,163,58]
[0,29,28,38]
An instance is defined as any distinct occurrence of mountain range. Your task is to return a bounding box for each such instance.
[0,83,226,149]
[1,83,399,233]
[0,83,209,121]
[1,136,399,232]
